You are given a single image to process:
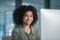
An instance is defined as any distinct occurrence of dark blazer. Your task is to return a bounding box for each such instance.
[12,25,40,40]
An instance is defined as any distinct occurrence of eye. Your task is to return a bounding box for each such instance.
[23,14,28,17]
[30,15,33,17]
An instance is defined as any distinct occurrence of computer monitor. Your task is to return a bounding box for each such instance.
[41,9,60,40]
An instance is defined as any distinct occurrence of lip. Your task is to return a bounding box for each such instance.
[27,21,31,23]
[27,21,30,22]
[27,22,30,23]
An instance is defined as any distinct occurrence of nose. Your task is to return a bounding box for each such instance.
[27,16,30,20]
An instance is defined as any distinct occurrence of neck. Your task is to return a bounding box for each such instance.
[23,24,31,35]
[23,23,31,29]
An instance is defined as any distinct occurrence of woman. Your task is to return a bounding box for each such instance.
[12,5,40,40]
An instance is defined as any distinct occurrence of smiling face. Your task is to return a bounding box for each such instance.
[23,11,33,26]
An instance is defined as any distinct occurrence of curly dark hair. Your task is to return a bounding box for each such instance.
[13,5,38,26]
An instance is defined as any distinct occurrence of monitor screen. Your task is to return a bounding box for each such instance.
[41,9,60,40]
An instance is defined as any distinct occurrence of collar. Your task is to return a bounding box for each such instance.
[18,25,36,35]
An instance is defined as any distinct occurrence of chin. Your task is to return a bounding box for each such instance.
[24,22,31,26]
[26,23,31,25]
[26,23,30,25]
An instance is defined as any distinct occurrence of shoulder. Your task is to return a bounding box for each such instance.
[31,25,38,33]
[12,27,20,34]
[32,25,40,34]
[12,25,22,34]
[13,27,20,31]
[32,25,38,31]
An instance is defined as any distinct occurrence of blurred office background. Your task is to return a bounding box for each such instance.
[0,0,60,40]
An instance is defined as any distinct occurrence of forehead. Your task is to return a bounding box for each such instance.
[24,11,33,15]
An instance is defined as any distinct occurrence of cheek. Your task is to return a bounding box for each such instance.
[30,18,33,22]
[23,17,27,21]
[24,17,28,20]
[31,18,33,21]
